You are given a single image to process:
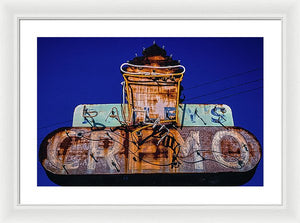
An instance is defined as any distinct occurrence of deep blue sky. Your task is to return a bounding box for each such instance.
[38,37,263,186]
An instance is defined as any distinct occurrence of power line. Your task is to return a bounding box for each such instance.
[184,67,262,91]
[207,86,263,103]
[185,78,262,101]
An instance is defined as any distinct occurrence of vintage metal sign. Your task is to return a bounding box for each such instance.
[40,126,260,185]
[39,43,261,186]
[72,104,234,127]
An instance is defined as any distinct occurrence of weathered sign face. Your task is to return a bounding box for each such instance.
[39,43,262,186]
[123,74,183,124]
[72,104,234,127]
[120,43,186,124]
[40,126,261,182]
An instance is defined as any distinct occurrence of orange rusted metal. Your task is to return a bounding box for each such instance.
[39,126,261,185]
[121,43,184,124]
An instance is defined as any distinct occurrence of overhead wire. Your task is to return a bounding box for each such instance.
[185,78,262,101]
[184,67,262,90]
[207,86,263,103]
[38,68,263,131]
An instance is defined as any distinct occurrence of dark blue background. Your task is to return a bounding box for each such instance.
[38,37,263,186]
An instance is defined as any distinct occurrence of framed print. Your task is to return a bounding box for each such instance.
[1,0,299,222]
[37,36,263,187]
[20,19,281,205]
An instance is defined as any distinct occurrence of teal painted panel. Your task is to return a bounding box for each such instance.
[72,104,128,127]
[72,104,234,127]
[178,104,234,127]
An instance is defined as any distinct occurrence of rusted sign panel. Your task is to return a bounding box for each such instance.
[121,44,185,124]
[40,126,261,177]
[123,74,182,124]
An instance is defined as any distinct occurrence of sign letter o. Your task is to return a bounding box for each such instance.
[212,130,249,169]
